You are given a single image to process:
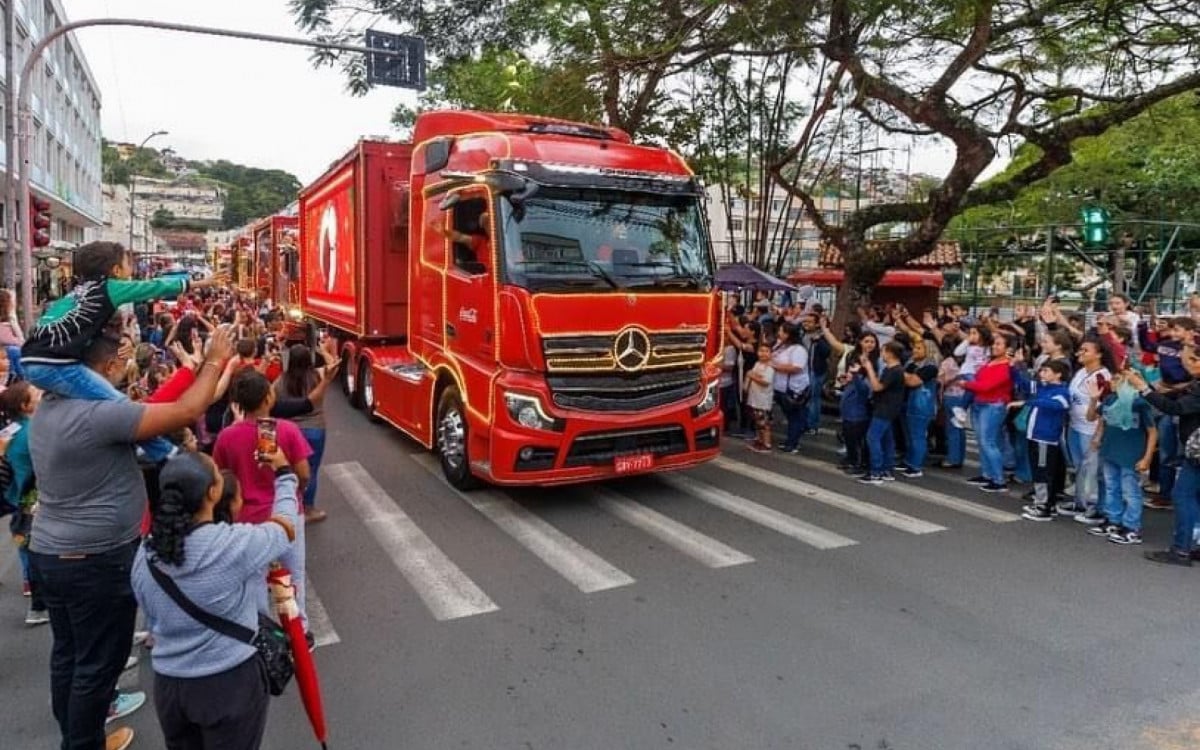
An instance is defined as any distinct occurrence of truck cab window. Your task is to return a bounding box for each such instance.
[450,197,491,276]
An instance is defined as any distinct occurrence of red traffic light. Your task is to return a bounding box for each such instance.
[29,193,51,248]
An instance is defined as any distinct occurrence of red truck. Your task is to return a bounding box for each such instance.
[299,110,723,488]
[251,214,301,309]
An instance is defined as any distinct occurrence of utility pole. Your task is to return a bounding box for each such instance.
[127,130,168,261]
[3,0,15,293]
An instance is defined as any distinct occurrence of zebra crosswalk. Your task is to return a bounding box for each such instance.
[308,442,1023,635]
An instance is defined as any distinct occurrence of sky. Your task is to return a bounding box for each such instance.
[61,0,419,184]
[59,1,988,188]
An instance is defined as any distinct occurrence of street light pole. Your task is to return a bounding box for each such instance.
[10,16,422,324]
[127,130,167,265]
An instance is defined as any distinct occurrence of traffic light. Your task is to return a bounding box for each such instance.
[29,194,51,248]
[1080,205,1110,247]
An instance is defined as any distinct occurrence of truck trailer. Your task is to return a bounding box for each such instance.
[299,110,723,488]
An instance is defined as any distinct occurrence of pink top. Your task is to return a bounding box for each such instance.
[213,419,312,524]
[0,321,24,347]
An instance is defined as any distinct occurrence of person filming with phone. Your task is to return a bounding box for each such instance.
[212,370,312,635]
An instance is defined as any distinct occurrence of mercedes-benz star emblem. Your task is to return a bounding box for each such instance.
[613,327,651,371]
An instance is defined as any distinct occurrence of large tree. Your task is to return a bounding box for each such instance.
[294,1,1200,320]
[767,0,1200,320]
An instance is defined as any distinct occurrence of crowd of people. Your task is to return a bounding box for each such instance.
[0,241,338,750]
[723,290,1200,565]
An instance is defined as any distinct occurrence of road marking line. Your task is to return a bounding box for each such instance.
[412,455,634,593]
[771,452,1019,523]
[304,578,341,648]
[591,488,755,568]
[325,462,499,621]
[659,474,858,549]
[712,457,946,535]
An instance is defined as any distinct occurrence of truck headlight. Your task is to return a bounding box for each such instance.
[693,380,720,416]
[504,392,564,432]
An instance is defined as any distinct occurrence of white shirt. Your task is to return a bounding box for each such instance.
[746,363,776,411]
[1068,366,1110,435]
[770,343,809,394]
[720,345,738,388]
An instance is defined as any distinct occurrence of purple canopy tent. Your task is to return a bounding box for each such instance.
[714,262,796,292]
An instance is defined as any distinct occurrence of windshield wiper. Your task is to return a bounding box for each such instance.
[618,260,707,289]
[510,259,623,289]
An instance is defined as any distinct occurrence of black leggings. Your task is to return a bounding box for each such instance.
[154,657,270,750]
[843,419,869,469]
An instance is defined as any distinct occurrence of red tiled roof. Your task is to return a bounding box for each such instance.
[817,240,961,269]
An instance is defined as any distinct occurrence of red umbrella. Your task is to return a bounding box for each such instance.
[269,566,328,748]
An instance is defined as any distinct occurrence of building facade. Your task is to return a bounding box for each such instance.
[1,0,105,266]
[706,184,864,270]
[128,175,225,228]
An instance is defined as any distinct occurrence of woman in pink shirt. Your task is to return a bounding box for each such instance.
[213,370,312,628]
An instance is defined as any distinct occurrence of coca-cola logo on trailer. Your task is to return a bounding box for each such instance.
[319,202,338,294]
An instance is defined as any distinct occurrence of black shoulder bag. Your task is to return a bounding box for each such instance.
[148,563,294,696]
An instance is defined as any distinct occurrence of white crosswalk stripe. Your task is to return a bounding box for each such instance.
[412,455,635,593]
[591,488,755,568]
[305,578,342,648]
[657,474,858,549]
[772,452,1020,523]
[325,462,499,621]
[712,457,946,535]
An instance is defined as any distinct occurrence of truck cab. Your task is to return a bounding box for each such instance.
[302,111,723,488]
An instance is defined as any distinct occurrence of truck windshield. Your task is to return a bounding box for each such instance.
[498,188,713,292]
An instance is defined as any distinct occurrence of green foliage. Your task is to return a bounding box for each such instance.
[187,160,302,229]
[960,94,1200,229]
[149,208,176,229]
[101,140,169,186]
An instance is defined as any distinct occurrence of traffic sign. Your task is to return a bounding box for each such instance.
[364,30,426,91]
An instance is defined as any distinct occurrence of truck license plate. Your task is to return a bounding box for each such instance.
[615,453,654,474]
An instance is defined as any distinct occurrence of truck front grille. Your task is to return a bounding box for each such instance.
[547,370,702,412]
[563,425,689,467]
[542,332,706,372]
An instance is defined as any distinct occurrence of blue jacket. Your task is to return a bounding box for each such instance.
[1026,381,1069,444]
[4,416,34,512]
[840,373,871,423]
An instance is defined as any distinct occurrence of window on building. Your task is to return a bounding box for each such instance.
[730,219,743,233]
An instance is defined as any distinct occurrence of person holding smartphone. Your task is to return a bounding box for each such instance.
[1064,340,1117,521]
[212,370,312,630]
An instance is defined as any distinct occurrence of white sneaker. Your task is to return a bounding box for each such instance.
[24,607,49,626]
[950,406,968,429]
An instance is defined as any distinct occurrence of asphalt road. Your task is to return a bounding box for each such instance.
[4,393,1200,750]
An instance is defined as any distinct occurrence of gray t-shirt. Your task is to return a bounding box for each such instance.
[29,395,146,555]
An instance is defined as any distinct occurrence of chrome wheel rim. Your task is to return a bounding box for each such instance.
[345,358,356,394]
[363,367,375,410]
[438,405,466,470]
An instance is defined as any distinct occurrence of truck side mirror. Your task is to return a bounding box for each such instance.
[439,193,460,211]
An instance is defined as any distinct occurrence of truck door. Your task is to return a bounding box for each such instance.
[443,191,496,367]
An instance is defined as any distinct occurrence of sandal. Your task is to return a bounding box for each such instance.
[304,508,328,524]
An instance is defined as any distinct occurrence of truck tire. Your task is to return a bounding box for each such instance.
[362,361,382,423]
[436,386,480,490]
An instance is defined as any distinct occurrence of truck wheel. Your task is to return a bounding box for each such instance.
[436,386,479,490]
[362,362,382,423]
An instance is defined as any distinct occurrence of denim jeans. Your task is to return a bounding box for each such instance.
[1170,462,1200,553]
[972,402,1007,483]
[1157,414,1178,498]
[942,393,968,466]
[31,540,138,750]
[806,372,825,432]
[300,427,326,509]
[904,410,932,470]
[6,344,22,379]
[843,419,868,470]
[774,390,807,449]
[23,362,176,462]
[1065,427,1101,509]
[866,416,895,476]
[720,383,740,433]
[1005,423,1032,482]
[1101,460,1144,531]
